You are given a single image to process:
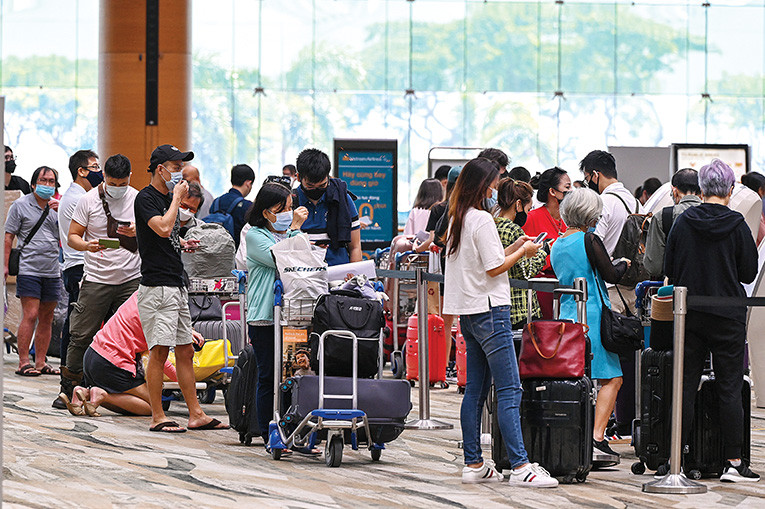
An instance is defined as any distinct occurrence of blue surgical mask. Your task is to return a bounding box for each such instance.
[162,166,184,192]
[270,210,293,231]
[587,226,596,233]
[35,184,55,200]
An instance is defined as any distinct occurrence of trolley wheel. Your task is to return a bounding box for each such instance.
[409,380,416,387]
[161,399,171,412]
[575,472,588,483]
[371,448,382,462]
[271,447,283,460]
[562,474,575,484]
[197,386,216,404]
[391,351,405,379]
[688,469,702,480]
[325,435,343,468]
[631,462,646,475]
[457,386,465,394]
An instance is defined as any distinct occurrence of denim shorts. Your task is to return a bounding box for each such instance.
[16,275,61,302]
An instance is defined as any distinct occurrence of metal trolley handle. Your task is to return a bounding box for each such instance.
[317,330,361,410]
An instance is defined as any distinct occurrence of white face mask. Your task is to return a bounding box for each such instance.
[178,207,195,222]
[105,185,128,200]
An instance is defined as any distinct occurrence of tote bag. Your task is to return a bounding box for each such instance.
[270,233,328,300]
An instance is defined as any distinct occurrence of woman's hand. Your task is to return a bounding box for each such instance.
[291,206,308,230]
[522,240,541,258]
[505,235,532,255]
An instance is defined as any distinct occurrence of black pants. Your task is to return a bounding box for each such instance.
[61,264,84,364]
[249,324,275,442]
[681,310,746,460]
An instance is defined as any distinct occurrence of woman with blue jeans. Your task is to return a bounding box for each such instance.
[442,157,557,488]
[245,181,307,446]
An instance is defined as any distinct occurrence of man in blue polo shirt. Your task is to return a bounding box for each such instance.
[293,148,361,266]
[208,164,254,248]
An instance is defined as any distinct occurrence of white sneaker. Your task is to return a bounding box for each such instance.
[462,459,504,484]
[508,462,559,488]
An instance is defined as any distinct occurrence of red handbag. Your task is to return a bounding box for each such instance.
[519,320,588,379]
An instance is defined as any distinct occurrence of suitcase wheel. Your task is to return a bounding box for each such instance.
[197,387,216,404]
[631,462,646,475]
[562,475,576,484]
[371,449,381,462]
[326,435,343,468]
[575,472,588,483]
[458,386,465,394]
[409,380,416,388]
[271,447,283,460]
[688,469,702,480]
[162,399,171,412]
[391,351,405,379]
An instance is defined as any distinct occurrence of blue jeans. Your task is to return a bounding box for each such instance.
[460,305,528,468]
[248,324,275,442]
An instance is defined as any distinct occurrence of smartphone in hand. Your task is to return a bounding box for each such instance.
[533,232,548,244]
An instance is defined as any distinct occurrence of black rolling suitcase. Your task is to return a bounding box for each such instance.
[224,345,261,445]
[279,375,411,444]
[491,283,594,484]
[684,375,752,479]
[631,348,673,474]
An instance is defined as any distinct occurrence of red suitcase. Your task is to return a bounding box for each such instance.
[455,331,467,393]
[405,314,448,387]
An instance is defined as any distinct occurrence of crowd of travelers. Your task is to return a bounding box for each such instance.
[3,141,763,485]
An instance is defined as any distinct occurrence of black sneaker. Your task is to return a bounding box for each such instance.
[654,461,670,479]
[593,438,619,457]
[720,461,760,483]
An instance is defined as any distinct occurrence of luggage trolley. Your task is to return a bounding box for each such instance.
[268,280,388,467]
[162,272,247,410]
[389,251,429,378]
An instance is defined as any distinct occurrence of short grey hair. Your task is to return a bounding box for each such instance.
[699,158,735,198]
[560,188,603,229]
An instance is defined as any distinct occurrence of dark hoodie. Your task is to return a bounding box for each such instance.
[664,203,758,323]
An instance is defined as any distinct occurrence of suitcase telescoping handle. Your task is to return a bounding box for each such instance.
[552,277,588,325]
[317,330,361,410]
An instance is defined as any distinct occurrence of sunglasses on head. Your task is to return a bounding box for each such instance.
[264,175,292,188]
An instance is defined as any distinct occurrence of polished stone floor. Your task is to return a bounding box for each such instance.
[3,355,765,509]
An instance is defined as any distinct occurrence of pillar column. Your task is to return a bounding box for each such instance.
[98,0,191,189]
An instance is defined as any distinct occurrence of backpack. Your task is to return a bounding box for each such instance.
[309,288,384,378]
[182,222,235,278]
[607,193,651,288]
[203,196,245,238]
[661,206,674,238]
[224,344,261,445]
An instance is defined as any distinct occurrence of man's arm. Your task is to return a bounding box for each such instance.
[348,228,362,262]
[68,220,105,253]
[4,233,14,279]
[147,181,187,238]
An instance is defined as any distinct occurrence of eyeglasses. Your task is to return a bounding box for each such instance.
[264,175,293,188]
[36,178,56,185]
[82,164,101,172]
[5,155,16,162]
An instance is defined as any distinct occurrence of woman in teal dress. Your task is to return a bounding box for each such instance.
[550,187,629,458]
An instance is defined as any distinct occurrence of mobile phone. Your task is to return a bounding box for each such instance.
[117,220,130,227]
[415,230,430,243]
[98,238,120,249]
[533,232,547,244]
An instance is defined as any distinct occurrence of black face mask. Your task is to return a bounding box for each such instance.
[303,186,326,201]
[85,169,104,188]
[514,211,527,227]
[5,160,16,174]
[587,174,600,194]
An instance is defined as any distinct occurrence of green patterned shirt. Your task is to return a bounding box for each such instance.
[495,217,547,326]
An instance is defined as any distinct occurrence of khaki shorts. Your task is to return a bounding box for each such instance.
[137,285,193,350]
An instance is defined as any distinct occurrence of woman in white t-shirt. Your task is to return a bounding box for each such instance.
[442,157,557,488]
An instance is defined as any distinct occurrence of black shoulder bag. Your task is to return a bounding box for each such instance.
[587,237,643,356]
[9,205,50,276]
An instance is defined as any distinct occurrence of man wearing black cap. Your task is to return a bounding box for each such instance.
[134,144,227,432]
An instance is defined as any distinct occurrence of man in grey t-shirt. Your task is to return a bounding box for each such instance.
[4,166,62,376]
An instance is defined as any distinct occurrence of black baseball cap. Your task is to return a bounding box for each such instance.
[149,144,194,171]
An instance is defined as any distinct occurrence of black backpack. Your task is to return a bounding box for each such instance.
[310,288,384,378]
[607,193,651,288]
[224,344,261,445]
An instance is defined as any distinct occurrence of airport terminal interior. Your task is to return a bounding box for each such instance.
[3,1,765,507]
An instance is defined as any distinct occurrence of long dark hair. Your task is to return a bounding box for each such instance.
[412,178,443,209]
[445,157,499,256]
[245,182,291,229]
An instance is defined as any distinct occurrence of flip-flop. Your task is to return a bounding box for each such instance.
[59,393,85,416]
[39,364,60,375]
[15,364,40,377]
[188,418,229,430]
[292,446,321,456]
[150,421,187,433]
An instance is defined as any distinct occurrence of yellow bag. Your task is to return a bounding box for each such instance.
[165,339,236,382]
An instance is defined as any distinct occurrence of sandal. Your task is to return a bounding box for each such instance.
[74,387,101,417]
[39,364,60,376]
[15,364,40,377]
[150,421,187,433]
[59,393,85,416]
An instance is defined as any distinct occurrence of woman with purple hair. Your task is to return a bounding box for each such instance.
[664,158,759,482]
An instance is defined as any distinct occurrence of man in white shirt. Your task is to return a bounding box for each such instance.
[63,154,142,386]
[580,150,643,313]
[57,149,102,406]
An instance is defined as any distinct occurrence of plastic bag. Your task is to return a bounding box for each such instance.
[270,233,328,300]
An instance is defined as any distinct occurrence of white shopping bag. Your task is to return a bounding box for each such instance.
[270,233,329,301]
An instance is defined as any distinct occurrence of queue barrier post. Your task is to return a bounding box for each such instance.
[642,286,706,494]
[405,267,453,430]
